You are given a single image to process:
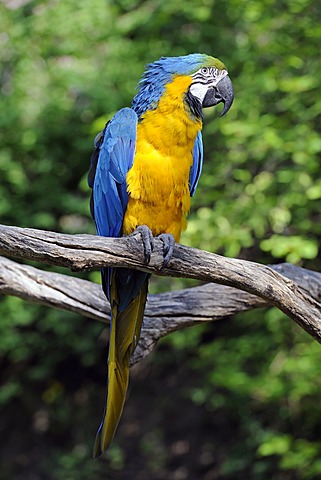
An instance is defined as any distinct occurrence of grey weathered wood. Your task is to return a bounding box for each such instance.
[0,223,320,364]
[1,255,321,363]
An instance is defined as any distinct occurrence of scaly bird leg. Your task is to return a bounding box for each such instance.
[131,227,175,267]
[133,225,155,263]
[158,233,175,268]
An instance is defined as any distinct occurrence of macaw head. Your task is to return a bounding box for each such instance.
[132,53,234,119]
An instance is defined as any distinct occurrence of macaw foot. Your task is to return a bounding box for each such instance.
[132,227,175,268]
[134,225,155,263]
[158,233,175,268]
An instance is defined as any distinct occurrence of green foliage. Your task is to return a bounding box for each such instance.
[0,0,321,478]
[167,308,321,479]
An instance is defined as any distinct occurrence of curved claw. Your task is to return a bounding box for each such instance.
[133,225,155,263]
[158,233,175,268]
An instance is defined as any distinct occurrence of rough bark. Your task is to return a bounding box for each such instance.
[0,224,320,364]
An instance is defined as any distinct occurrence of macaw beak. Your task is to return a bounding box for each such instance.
[202,74,234,116]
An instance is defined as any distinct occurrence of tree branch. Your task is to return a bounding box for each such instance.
[0,223,320,364]
[1,254,321,364]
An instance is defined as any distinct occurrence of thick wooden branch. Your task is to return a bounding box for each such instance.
[1,254,321,364]
[0,224,320,364]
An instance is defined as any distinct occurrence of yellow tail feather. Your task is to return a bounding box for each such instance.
[93,279,148,457]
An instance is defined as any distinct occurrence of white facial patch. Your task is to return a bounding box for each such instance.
[190,68,228,102]
[189,83,208,102]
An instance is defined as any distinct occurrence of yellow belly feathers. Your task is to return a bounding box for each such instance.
[122,76,202,242]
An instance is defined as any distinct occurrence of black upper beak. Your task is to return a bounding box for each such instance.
[202,74,234,116]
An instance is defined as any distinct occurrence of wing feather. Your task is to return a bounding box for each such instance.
[189,130,204,197]
[88,108,138,297]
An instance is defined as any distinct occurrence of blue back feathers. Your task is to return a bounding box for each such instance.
[132,53,208,118]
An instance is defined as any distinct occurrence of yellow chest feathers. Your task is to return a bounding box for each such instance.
[123,76,202,241]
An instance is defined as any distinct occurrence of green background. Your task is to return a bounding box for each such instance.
[1,0,321,478]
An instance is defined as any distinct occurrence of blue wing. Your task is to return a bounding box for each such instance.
[88,108,138,300]
[88,108,138,237]
[189,130,203,197]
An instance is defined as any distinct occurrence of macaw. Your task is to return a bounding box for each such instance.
[88,53,234,457]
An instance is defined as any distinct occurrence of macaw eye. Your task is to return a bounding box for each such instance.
[201,67,209,74]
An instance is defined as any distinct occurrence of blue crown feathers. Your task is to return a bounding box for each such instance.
[132,54,208,118]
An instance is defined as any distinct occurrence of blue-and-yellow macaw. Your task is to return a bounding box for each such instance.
[88,53,234,457]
